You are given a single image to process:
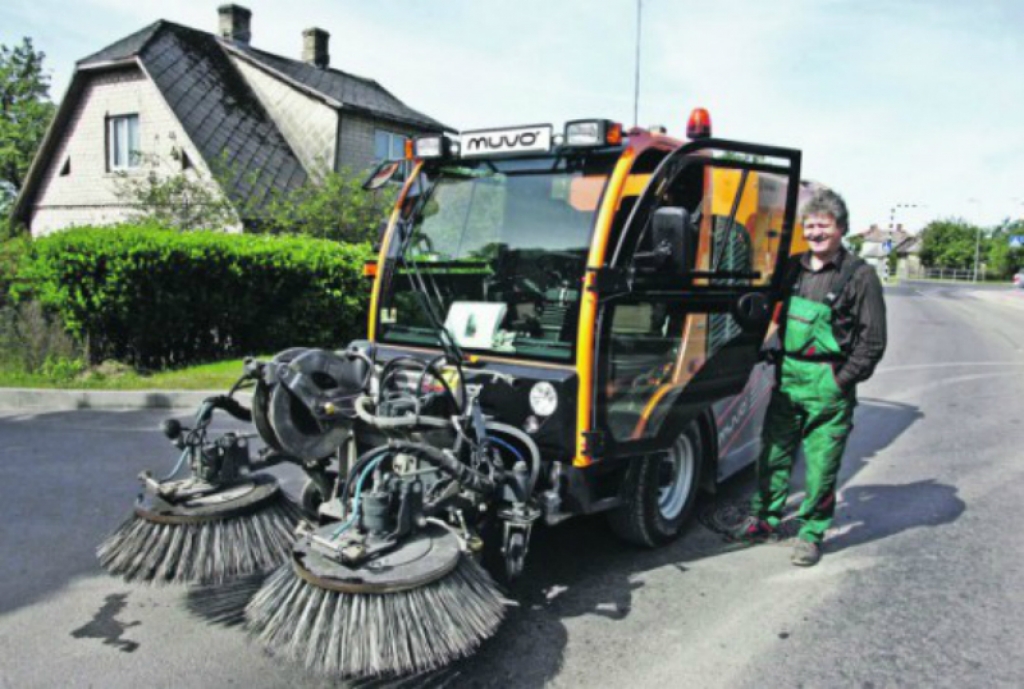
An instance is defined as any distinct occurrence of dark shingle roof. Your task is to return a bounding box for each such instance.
[138,24,307,214]
[77,21,163,67]
[232,45,450,132]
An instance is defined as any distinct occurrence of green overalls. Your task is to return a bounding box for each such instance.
[750,294,855,544]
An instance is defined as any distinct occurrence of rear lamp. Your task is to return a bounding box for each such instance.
[564,119,623,147]
[413,135,452,159]
[686,108,712,139]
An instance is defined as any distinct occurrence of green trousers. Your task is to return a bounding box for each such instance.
[751,296,855,544]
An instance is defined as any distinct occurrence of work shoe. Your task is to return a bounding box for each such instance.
[729,515,776,544]
[791,539,822,567]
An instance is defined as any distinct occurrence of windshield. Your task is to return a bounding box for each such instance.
[378,154,617,362]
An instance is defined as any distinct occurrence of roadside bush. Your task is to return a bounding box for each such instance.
[0,299,80,373]
[0,237,29,308]
[14,224,374,369]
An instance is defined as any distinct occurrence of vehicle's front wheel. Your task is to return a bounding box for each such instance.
[608,421,703,547]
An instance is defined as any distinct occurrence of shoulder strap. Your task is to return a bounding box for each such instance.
[823,255,865,309]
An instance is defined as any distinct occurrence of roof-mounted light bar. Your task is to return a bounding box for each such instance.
[564,119,624,148]
[412,134,454,160]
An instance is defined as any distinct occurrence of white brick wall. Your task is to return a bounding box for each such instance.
[337,114,420,173]
[229,55,338,178]
[30,65,227,236]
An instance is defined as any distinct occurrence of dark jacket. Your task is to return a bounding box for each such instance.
[780,248,887,390]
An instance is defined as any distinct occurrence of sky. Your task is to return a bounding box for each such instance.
[3,0,1022,233]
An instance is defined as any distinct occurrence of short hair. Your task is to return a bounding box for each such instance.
[801,188,849,235]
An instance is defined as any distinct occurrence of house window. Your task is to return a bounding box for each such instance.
[374,129,407,162]
[107,114,140,170]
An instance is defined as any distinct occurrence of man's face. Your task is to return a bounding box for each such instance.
[803,213,844,258]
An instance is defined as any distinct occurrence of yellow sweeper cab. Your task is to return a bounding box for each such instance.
[98,108,808,680]
[362,109,802,544]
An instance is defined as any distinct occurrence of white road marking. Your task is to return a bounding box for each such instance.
[876,361,1024,373]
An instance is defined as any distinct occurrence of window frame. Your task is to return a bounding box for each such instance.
[107,114,141,171]
[373,129,409,163]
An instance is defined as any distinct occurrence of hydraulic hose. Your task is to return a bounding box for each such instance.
[484,421,542,496]
[354,395,450,430]
[388,440,496,495]
[205,395,253,423]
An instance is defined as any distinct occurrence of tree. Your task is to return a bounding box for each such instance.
[114,154,396,239]
[1,38,56,236]
[114,153,239,231]
[986,219,1024,279]
[918,218,981,269]
[255,166,397,243]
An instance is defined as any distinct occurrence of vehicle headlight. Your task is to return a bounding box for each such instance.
[529,382,558,417]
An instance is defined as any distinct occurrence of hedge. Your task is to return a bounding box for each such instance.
[13,224,375,369]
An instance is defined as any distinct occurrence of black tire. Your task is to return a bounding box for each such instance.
[607,421,703,547]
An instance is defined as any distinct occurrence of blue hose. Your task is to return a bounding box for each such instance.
[162,401,211,481]
[486,435,525,467]
[331,455,386,539]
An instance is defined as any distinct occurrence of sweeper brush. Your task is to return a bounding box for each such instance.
[238,346,540,678]
[97,475,301,585]
[97,386,304,586]
[246,525,505,677]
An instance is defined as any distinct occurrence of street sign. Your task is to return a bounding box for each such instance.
[882,239,893,254]
[1009,235,1024,249]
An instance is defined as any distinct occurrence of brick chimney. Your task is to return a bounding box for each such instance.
[218,4,252,44]
[302,28,330,68]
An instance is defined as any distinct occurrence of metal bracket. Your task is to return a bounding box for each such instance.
[498,504,541,580]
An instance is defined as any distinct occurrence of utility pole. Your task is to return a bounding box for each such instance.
[889,203,920,232]
[969,198,982,283]
[633,0,642,128]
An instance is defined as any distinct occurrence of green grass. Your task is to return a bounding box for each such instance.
[0,357,257,390]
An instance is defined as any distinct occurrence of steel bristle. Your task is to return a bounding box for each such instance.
[186,572,268,626]
[97,496,302,585]
[246,557,507,678]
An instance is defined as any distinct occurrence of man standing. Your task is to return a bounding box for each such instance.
[734,188,887,566]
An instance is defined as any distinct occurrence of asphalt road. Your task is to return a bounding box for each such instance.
[1,281,1022,688]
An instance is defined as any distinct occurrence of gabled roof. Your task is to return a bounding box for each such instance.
[230,45,450,132]
[77,21,163,67]
[860,227,911,245]
[137,23,307,213]
[75,20,450,132]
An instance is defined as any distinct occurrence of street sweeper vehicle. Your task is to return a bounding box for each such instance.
[98,109,805,678]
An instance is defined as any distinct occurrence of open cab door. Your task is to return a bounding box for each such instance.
[590,138,801,457]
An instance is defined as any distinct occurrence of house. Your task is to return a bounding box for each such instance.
[14,4,451,236]
[854,224,917,279]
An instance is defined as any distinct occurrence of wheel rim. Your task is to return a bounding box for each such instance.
[657,433,696,521]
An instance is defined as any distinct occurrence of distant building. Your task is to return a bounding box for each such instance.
[14,4,451,236]
[853,223,919,279]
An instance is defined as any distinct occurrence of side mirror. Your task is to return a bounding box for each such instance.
[635,207,694,273]
[362,160,403,191]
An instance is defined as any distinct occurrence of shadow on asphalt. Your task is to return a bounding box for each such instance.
[418,397,944,688]
[0,408,291,619]
[1,397,957,688]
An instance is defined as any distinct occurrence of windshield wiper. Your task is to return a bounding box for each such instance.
[392,177,466,367]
